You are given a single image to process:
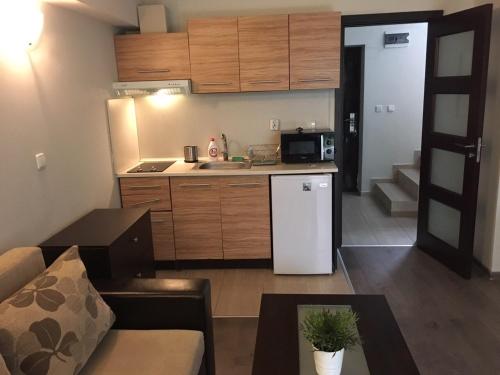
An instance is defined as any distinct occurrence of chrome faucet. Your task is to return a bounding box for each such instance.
[221,133,229,161]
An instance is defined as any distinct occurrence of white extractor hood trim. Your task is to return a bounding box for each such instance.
[112,80,191,97]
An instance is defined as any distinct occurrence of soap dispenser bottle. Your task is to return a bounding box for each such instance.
[208,137,218,161]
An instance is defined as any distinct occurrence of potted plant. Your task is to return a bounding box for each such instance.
[300,309,360,375]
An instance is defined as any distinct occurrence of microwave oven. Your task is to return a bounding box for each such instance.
[280,128,335,163]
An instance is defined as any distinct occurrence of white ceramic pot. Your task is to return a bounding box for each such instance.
[313,347,345,375]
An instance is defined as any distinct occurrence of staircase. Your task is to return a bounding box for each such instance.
[372,151,420,217]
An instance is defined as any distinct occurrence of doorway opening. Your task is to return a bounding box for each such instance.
[335,6,493,279]
[341,22,428,247]
[342,46,364,194]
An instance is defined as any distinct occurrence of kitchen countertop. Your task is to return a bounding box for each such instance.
[116,158,338,178]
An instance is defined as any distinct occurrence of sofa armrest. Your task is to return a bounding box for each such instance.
[93,278,215,375]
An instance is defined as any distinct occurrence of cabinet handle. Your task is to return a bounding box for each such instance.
[130,198,161,206]
[227,183,263,188]
[298,77,332,83]
[248,80,281,84]
[137,69,170,74]
[129,185,162,190]
[132,237,139,243]
[151,219,168,224]
[179,183,212,188]
[200,82,232,86]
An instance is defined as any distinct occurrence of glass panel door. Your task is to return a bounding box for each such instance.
[417,5,492,278]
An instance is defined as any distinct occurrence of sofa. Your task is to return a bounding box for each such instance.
[0,247,215,375]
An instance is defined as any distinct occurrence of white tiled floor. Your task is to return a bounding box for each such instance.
[342,193,417,246]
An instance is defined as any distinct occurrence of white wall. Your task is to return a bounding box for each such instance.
[140,0,448,32]
[45,0,141,26]
[472,0,500,272]
[345,23,427,192]
[0,4,120,253]
[135,91,334,158]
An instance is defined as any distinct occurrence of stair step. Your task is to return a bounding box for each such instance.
[397,167,420,200]
[373,182,418,217]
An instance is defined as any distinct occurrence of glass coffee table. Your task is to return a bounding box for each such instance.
[252,294,420,375]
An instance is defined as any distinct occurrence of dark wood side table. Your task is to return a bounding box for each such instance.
[40,208,155,279]
[253,294,420,375]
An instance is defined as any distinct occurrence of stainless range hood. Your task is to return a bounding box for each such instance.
[112,80,191,97]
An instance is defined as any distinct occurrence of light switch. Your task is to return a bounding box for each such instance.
[35,153,46,171]
[375,105,383,113]
[387,105,396,112]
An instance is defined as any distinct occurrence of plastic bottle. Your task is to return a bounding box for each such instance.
[208,137,218,161]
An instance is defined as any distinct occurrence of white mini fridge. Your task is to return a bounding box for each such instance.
[271,174,333,274]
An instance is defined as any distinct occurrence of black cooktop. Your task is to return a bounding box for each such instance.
[127,161,175,173]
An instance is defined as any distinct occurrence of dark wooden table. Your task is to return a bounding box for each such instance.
[40,208,154,279]
[252,294,420,375]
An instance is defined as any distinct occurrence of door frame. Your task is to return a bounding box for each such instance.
[342,45,365,194]
[335,11,444,249]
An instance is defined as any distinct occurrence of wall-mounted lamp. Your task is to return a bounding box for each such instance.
[0,0,44,55]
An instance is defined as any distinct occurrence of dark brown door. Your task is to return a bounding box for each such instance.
[417,4,492,278]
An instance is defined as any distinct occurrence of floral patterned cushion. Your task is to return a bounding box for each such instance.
[0,246,115,375]
[0,355,10,375]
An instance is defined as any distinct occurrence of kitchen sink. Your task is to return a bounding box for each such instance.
[198,161,252,170]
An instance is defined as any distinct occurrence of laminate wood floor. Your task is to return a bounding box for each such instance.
[213,317,257,375]
[157,267,353,317]
[342,192,417,246]
[340,246,500,375]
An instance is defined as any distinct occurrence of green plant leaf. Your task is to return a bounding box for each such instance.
[300,309,360,353]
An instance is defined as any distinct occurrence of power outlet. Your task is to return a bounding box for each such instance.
[270,119,280,131]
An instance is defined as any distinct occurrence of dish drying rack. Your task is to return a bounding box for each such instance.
[248,144,280,166]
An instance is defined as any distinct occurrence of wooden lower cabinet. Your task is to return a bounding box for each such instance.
[171,177,223,259]
[220,176,271,259]
[120,177,172,211]
[151,212,175,261]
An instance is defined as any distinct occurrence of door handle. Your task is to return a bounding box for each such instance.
[178,183,212,188]
[454,143,475,149]
[455,137,485,163]
[137,69,170,74]
[130,185,162,190]
[227,183,263,188]
[130,198,161,206]
[298,77,332,82]
[200,82,232,86]
[248,80,281,84]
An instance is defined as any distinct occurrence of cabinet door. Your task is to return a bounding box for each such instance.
[171,177,223,259]
[151,212,175,261]
[115,33,190,81]
[188,17,240,93]
[238,15,290,92]
[220,176,271,259]
[289,12,341,90]
[120,177,171,211]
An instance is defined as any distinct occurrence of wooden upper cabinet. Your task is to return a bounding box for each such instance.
[115,33,190,81]
[238,15,290,92]
[188,17,240,93]
[289,12,341,90]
